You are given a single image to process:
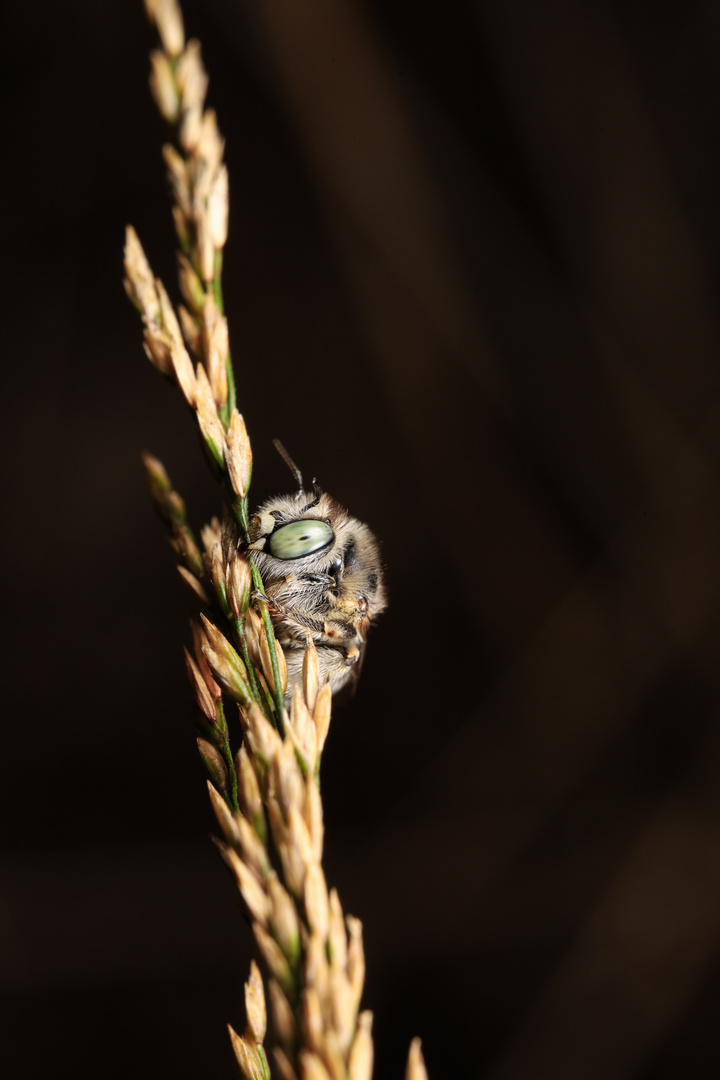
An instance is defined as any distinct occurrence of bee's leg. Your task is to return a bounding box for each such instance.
[252,590,326,635]
[343,644,361,667]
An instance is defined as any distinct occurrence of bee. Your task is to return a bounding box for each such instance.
[247,442,386,702]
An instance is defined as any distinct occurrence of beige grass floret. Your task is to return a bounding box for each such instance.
[405,1039,429,1080]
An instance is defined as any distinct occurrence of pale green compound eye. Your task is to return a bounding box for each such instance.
[268,519,334,560]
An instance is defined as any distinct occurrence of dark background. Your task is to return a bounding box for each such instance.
[4,0,720,1076]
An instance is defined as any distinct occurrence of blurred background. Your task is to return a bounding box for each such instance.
[4,0,720,1076]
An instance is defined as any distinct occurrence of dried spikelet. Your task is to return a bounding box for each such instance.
[199,614,251,704]
[268,801,306,898]
[180,102,203,154]
[196,212,216,282]
[347,1012,373,1080]
[197,737,227,791]
[149,49,179,121]
[200,516,222,564]
[208,162,229,248]
[228,549,252,619]
[329,967,356,1055]
[190,617,222,700]
[194,364,226,461]
[226,409,253,499]
[288,684,318,774]
[185,650,217,721]
[268,979,296,1050]
[177,253,205,314]
[272,740,305,820]
[303,775,324,863]
[208,540,226,603]
[123,226,160,321]
[175,38,207,111]
[155,279,183,347]
[253,924,294,995]
[312,683,332,756]
[273,1047,300,1080]
[299,1051,335,1080]
[236,745,264,826]
[244,700,283,766]
[244,960,267,1045]
[304,862,329,940]
[178,304,202,358]
[172,204,190,249]
[144,0,185,57]
[202,293,229,405]
[170,341,198,407]
[228,1025,265,1080]
[301,989,325,1054]
[304,933,330,1004]
[196,109,224,180]
[207,781,241,846]
[346,916,365,1012]
[327,890,347,972]
[267,872,301,962]
[405,1038,429,1080]
[286,805,315,877]
[216,841,271,927]
[163,143,192,218]
[177,564,209,603]
[235,812,270,880]
[302,637,319,714]
[243,606,263,666]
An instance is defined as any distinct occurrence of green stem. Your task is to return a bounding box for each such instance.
[256,1044,271,1080]
[253,583,285,737]
[216,699,239,811]
[233,618,269,717]
[231,494,286,733]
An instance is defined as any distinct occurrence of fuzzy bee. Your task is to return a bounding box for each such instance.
[247,443,386,702]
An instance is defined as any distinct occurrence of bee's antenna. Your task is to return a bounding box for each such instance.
[273,438,304,492]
